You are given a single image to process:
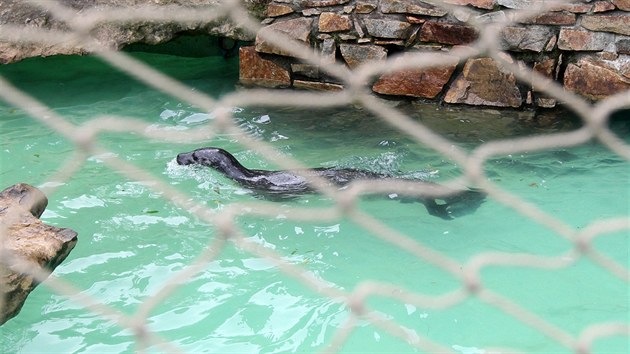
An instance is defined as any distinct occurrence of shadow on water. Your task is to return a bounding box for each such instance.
[0,52,239,109]
[243,101,589,150]
[261,100,628,147]
[400,101,585,144]
[609,109,630,136]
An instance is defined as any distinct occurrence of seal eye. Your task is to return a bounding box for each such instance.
[176,152,195,165]
[193,150,220,168]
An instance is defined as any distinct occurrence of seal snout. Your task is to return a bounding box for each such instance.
[176,151,196,165]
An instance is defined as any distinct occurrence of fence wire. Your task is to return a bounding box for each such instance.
[0,0,629,353]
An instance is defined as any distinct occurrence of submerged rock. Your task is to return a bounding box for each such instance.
[0,183,78,325]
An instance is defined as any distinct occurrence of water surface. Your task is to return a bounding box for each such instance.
[1,52,628,353]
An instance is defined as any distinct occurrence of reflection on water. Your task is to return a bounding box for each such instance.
[241,102,583,147]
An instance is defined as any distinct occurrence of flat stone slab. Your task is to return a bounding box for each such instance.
[419,22,478,45]
[518,11,576,25]
[613,0,630,11]
[500,25,555,52]
[580,13,630,36]
[558,28,615,51]
[364,19,412,39]
[319,12,352,33]
[255,17,314,58]
[444,0,496,10]
[266,3,294,17]
[380,0,448,16]
[444,56,522,108]
[564,54,630,100]
[339,43,388,69]
[373,55,457,98]
[239,46,291,88]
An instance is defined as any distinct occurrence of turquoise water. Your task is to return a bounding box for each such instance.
[1,53,628,353]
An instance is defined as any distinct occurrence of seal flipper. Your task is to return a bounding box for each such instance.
[442,189,486,217]
[422,199,453,220]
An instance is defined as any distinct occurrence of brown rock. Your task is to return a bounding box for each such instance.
[563,55,630,100]
[305,0,350,6]
[536,97,557,108]
[519,11,576,25]
[291,64,320,79]
[532,57,557,92]
[497,0,538,9]
[555,2,593,13]
[592,1,616,12]
[266,3,294,17]
[302,8,321,16]
[372,59,457,98]
[339,43,387,69]
[239,46,291,88]
[533,58,557,79]
[293,80,344,91]
[558,28,614,51]
[255,17,314,58]
[419,22,478,45]
[406,16,426,24]
[545,35,557,51]
[500,25,555,52]
[498,0,571,10]
[581,14,630,36]
[380,0,448,16]
[318,12,352,33]
[613,0,630,11]
[364,19,412,39]
[444,57,522,108]
[356,1,377,13]
[0,183,78,325]
[443,0,496,10]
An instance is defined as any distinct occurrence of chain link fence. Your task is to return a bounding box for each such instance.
[1,0,629,352]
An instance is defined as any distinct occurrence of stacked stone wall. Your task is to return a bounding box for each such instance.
[239,0,630,109]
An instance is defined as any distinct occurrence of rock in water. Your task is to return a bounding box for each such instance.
[0,183,78,325]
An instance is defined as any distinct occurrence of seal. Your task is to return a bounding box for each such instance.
[176,147,484,219]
